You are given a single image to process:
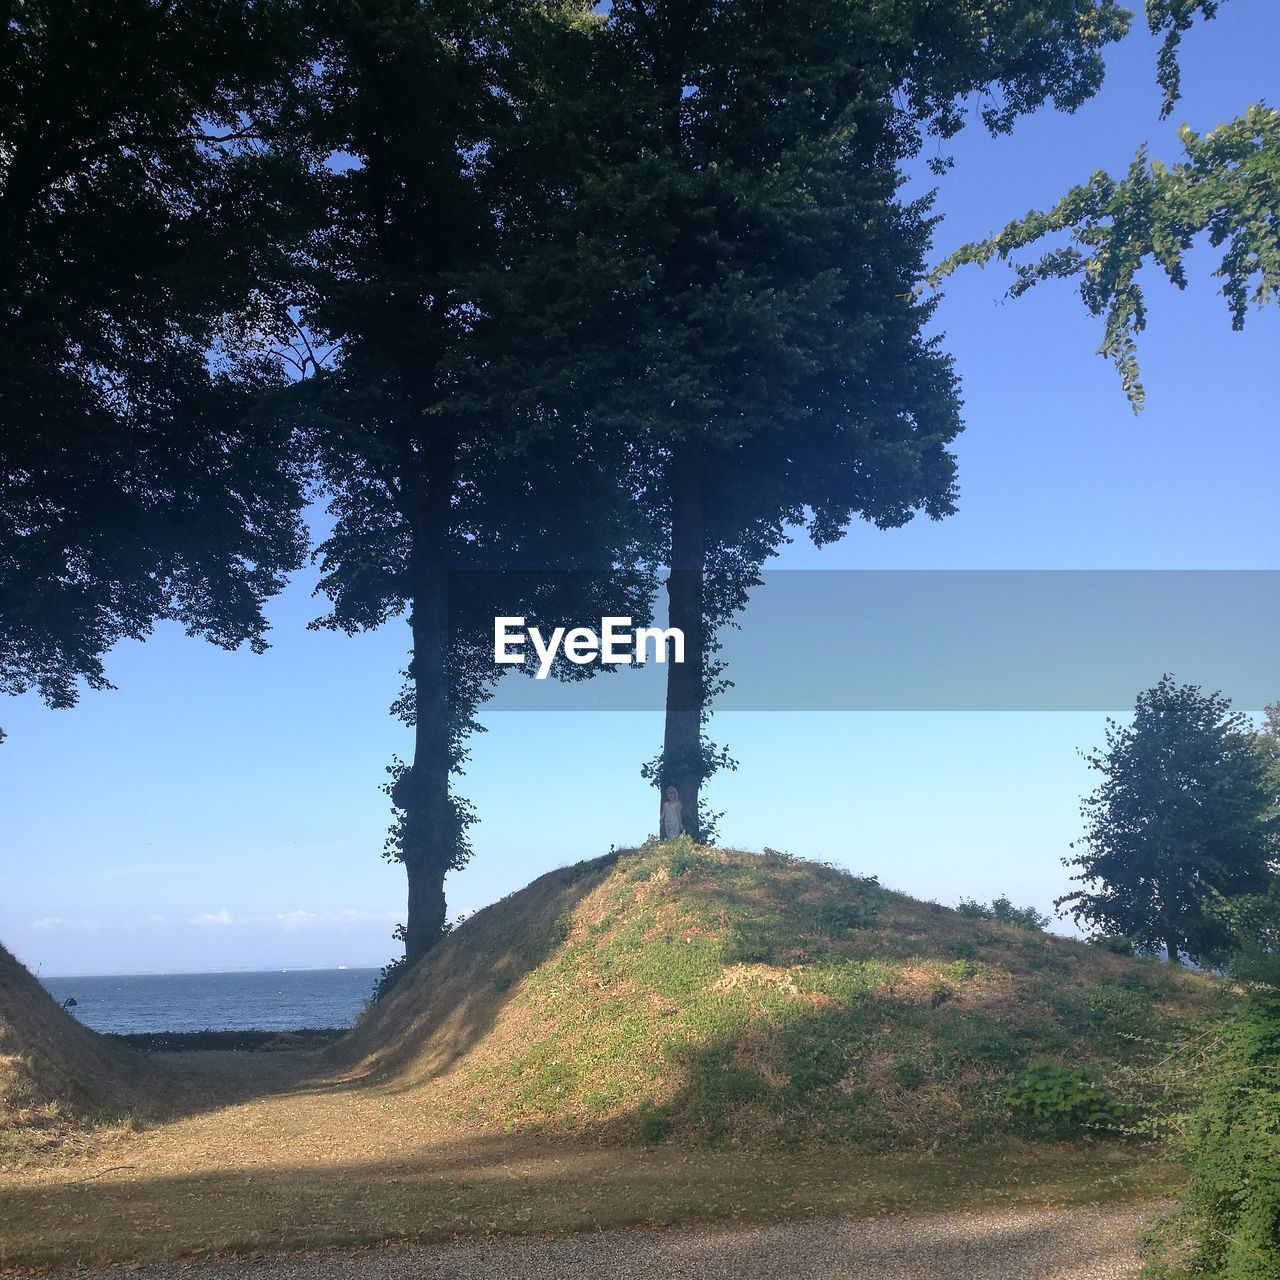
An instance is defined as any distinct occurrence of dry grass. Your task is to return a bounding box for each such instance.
[0,846,1232,1269]
[0,944,142,1161]
[0,1066,1180,1271]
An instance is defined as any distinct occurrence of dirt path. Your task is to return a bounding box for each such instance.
[52,1201,1163,1280]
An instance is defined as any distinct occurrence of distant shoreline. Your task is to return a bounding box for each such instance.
[38,965,381,980]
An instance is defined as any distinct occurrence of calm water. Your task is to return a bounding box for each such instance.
[39,968,380,1034]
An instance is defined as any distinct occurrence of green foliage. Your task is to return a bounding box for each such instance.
[1146,0,1223,120]
[372,955,410,1005]
[371,916,458,1003]
[1,0,312,706]
[956,896,1050,930]
[1143,992,1280,1279]
[664,838,716,880]
[1058,677,1279,966]
[1089,934,1139,956]
[892,1060,929,1089]
[638,1107,671,1143]
[935,99,1279,409]
[1005,1059,1123,1138]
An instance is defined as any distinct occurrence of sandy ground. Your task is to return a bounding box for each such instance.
[51,1200,1162,1280]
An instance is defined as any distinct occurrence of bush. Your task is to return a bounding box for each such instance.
[1005,1058,1122,1137]
[638,1106,671,1142]
[1144,991,1280,1279]
[1088,933,1138,956]
[666,840,715,878]
[958,895,1050,930]
[372,952,409,1004]
[990,896,1051,930]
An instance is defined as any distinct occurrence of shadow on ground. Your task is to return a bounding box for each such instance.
[0,1128,1173,1270]
[114,853,623,1128]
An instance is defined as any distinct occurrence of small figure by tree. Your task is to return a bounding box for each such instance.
[1057,675,1279,966]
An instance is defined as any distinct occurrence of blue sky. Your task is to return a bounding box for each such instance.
[3,1,1278,976]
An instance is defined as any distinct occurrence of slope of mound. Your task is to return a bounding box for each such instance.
[339,844,1228,1149]
[0,942,131,1137]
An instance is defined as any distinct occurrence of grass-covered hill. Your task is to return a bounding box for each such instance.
[337,842,1229,1149]
[0,942,132,1147]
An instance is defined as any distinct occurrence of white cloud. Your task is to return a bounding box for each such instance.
[31,916,72,932]
[184,907,395,934]
[189,908,234,927]
[30,916,99,933]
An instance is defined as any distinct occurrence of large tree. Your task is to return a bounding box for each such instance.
[297,0,655,961]
[1058,675,1279,965]
[0,0,313,712]
[499,0,1172,836]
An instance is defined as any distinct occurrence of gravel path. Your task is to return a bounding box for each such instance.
[63,1201,1162,1279]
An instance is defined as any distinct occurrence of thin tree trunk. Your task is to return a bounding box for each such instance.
[662,438,706,839]
[1165,934,1181,966]
[397,438,456,962]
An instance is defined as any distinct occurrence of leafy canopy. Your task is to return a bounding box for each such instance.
[0,0,312,708]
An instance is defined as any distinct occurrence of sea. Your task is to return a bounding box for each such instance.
[38,967,381,1034]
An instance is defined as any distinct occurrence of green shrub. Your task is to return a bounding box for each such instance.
[667,843,716,878]
[1005,1058,1123,1137]
[638,1107,671,1143]
[1089,933,1138,956]
[1143,992,1280,1279]
[957,896,1049,930]
[812,895,879,933]
[372,952,409,1003]
[721,921,777,965]
[990,896,1051,930]
[891,1059,928,1088]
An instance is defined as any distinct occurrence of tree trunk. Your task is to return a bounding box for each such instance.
[1165,934,1181,966]
[661,438,706,840]
[397,438,456,962]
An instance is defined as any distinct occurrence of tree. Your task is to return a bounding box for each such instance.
[1140,701,1280,1277]
[503,0,1190,836]
[1058,675,1279,965]
[296,0,655,961]
[0,0,313,712]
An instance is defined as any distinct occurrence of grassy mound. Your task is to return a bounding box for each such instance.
[338,843,1228,1149]
[0,942,132,1149]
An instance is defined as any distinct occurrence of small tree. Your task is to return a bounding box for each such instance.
[1058,675,1279,965]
